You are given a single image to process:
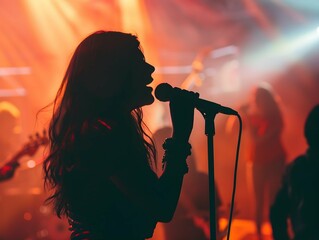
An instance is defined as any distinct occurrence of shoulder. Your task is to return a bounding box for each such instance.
[284,155,308,183]
[76,119,127,159]
[80,119,131,172]
[287,155,307,172]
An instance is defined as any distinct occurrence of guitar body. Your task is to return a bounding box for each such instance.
[0,130,50,239]
[0,130,48,181]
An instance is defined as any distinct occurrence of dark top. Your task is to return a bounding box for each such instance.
[248,114,286,164]
[65,119,157,239]
[270,148,319,240]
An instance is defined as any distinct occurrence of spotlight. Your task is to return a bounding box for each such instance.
[27,159,36,168]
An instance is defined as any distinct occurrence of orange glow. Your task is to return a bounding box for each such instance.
[119,0,151,34]
[23,1,76,55]
[1,2,319,240]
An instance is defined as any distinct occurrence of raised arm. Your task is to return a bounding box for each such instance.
[110,89,195,222]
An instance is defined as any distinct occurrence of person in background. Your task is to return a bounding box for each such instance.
[0,105,21,182]
[239,82,286,239]
[42,31,196,240]
[270,104,319,240]
[0,162,20,182]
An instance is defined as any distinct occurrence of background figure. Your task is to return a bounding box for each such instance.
[239,82,286,239]
[270,104,319,240]
[0,159,20,182]
[42,31,195,240]
[0,103,21,181]
[0,102,21,160]
[153,126,223,240]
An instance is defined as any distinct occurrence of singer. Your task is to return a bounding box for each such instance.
[42,31,195,240]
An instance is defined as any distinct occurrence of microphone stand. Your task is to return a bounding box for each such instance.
[198,109,218,240]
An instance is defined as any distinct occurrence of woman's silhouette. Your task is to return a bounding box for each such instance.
[42,31,195,239]
[239,82,286,239]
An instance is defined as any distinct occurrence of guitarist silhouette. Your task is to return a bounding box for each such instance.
[0,130,48,182]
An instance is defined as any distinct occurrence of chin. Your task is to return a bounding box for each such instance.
[142,95,155,107]
[132,95,154,110]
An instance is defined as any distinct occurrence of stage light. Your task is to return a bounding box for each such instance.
[244,26,319,74]
[27,160,36,168]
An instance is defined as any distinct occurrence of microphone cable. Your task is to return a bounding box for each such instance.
[226,113,242,240]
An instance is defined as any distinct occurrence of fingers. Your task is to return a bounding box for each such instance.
[169,89,196,142]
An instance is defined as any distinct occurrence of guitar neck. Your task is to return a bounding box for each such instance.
[7,151,26,166]
[2,131,48,167]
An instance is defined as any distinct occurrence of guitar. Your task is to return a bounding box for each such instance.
[0,130,49,181]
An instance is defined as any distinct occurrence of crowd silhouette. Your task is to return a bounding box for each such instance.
[270,104,319,240]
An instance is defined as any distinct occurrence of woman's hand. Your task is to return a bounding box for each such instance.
[169,88,196,142]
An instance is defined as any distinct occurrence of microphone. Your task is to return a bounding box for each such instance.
[155,83,238,115]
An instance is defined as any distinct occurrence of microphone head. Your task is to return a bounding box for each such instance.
[155,83,173,102]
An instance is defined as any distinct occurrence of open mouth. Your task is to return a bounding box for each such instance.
[145,86,153,93]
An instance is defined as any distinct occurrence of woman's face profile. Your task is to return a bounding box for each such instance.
[126,48,155,110]
[76,33,155,112]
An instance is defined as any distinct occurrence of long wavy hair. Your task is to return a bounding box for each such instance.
[43,31,156,218]
[254,82,283,126]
